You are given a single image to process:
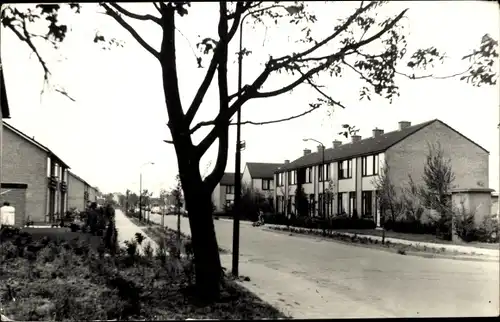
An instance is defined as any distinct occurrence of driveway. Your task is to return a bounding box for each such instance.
[150,214,499,318]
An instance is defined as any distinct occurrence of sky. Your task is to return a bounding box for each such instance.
[1,1,499,196]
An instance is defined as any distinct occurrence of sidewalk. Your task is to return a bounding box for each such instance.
[266,224,500,258]
[115,209,158,254]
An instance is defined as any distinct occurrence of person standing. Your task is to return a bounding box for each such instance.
[0,201,15,227]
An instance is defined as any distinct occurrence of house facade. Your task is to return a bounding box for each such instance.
[1,121,70,224]
[274,119,490,226]
[67,171,97,211]
[242,162,282,197]
[212,172,236,212]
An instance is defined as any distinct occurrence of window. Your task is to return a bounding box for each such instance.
[349,192,357,217]
[319,164,330,182]
[318,193,323,217]
[288,171,297,185]
[362,154,380,177]
[225,200,234,209]
[362,191,373,216]
[305,167,312,183]
[226,185,235,194]
[337,192,346,214]
[278,173,284,186]
[309,194,315,215]
[262,179,271,190]
[338,159,353,179]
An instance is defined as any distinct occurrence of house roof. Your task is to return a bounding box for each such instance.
[220,172,236,186]
[68,170,92,187]
[3,121,70,169]
[276,119,488,173]
[276,119,435,172]
[246,162,283,179]
[1,58,11,119]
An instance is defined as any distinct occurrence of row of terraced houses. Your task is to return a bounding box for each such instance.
[212,119,497,227]
[1,88,98,225]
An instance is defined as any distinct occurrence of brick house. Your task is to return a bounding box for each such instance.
[67,171,97,212]
[211,172,236,212]
[1,121,70,224]
[1,60,12,209]
[242,162,282,197]
[274,119,490,227]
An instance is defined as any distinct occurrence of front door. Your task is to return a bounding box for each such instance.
[349,192,356,217]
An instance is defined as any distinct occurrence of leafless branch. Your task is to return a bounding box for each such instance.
[175,26,201,67]
[153,2,162,14]
[108,3,162,24]
[342,59,378,87]
[273,1,377,66]
[190,104,323,134]
[395,69,472,80]
[101,3,160,60]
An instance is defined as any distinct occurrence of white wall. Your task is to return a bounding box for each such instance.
[338,158,356,192]
[361,153,385,191]
[241,165,252,188]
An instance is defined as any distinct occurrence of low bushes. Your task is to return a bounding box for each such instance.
[0,225,285,320]
[263,213,376,230]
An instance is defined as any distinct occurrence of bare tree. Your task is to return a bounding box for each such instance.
[171,174,183,251]
[401,175,425,223]
[372,159,401,243]
[418,142,456,240]
[3,2,498,299]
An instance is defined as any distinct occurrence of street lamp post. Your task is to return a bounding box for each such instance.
[303,138,326,219]
[232,4,304,278]
[139,162,154,223]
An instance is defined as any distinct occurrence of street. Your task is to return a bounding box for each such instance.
[149,213,499,318]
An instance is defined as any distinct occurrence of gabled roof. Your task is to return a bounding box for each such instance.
[68,170,92,187]
[220,172,236,186]
[3,121,70,169]
[245,162,283,179]
[276,119,489,173]
[1,58,11,119]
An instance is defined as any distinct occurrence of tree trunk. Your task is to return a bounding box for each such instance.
[184,185,222,301]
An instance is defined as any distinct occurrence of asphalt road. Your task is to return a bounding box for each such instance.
[150,213,499,318]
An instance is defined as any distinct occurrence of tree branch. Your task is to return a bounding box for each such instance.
[100,3,160,60]
[203,1,230,193]
[273,1,377,67]
[395,68,472,80]
[108,3,162,25]
[153,2,162,14]
[254,8,408,99]
[185,2,243,127]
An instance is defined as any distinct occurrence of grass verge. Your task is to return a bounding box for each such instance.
[0,225,285,321]
[266,225,498,261]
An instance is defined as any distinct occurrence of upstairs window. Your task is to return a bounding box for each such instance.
[338,159,353,179]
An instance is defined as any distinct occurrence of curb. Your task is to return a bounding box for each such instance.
[265,225,500,261]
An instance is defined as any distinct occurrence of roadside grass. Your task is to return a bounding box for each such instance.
[0,226,285,321]
[125,212,230,254]
[267,225,497,259]
[331,228,500,250]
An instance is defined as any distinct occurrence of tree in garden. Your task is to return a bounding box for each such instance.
[3,2,498,300]
[372,159,401,243]
[294,187,309,218]
[418,142,456,239]
[171,174,183,250]
[401,174,425,223]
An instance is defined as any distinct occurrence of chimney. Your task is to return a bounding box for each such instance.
[372,128,384,138]
[398,121,411,130]
[284,160,290,164]
[351,135,361,143]
[333,140,342,149]
[303,148,312,156]
[317,145,324,153]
